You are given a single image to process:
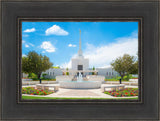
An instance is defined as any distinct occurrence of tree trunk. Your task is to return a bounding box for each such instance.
[121,75,124,80]
[38,73,41,84]
[121,72,125,80]
[127,73,130,81]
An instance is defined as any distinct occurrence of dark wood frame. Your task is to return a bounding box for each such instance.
[1,1,159,120]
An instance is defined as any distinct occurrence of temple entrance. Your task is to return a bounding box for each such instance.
[77,65,83,76]
[78,65,83,70]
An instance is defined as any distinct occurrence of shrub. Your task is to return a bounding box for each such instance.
[22,87,54,95]
[66,72,69,75]
[105,74,136,81]
[28,73,38,79]
[42,73,47,78]
[32,78,39,80]
[104,88,138,97]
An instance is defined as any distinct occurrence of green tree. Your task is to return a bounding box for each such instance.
[28,73,38,79]
[22,51,53,83]
[129,61,138,74]
[92,66,95,75]
[111,54,137,80]
[66,67,69,75]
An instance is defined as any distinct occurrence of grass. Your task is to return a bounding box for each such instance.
[52,66,60,69]
[104,79,128,81]
[104,75,138,81]
[32,79,56,81]
[22,95,138,100]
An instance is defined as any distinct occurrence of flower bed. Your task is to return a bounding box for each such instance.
[104,88,138,97]
[22,87,54,95]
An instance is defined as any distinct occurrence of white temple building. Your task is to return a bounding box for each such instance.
[71,30,89,71]
[42,30,119,79]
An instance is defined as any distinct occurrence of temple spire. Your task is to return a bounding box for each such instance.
[78,30,83,57]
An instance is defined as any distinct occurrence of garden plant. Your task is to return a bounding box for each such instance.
[104,88,138,97]
[22,87,54,95]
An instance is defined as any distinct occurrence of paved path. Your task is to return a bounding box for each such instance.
[23,84,138,98]
[36,88,114,98]
[58,90,100,96]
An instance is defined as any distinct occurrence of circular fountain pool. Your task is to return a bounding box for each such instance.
[59,81,101,89]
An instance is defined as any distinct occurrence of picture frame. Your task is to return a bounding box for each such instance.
[18,17,142,103]
[1,0,159,120]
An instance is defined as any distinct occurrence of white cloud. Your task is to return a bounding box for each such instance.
[22,40,34,47]
[45,25,69,36]
[68,44,77,47]
[60,54,77,69]
[25,44,29,48]
[60,32,138,68]
[24,28,36,33]
[22,54,27,57]
[83,36,138,68]
[23,34,29,37]
[22,40,25,43]
[40,41,56,52]
[60,61,72,69]
[28,43,34,47]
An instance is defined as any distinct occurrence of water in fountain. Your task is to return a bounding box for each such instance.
[60,72,102,88]
[77,72,83,82]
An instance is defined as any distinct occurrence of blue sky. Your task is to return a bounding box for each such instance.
[22,22,138,68]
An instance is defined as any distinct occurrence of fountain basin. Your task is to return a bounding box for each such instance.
[59,81,101,89]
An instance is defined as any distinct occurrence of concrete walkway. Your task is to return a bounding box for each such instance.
[23,84,138,98]
[44,88,114,98]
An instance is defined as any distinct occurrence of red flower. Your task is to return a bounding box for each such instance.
[30,93,34,95]
[37,92,39,94]
[125,92,128,95]
[44,92,47,95]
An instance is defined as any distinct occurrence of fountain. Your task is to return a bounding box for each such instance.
[59,72,101,89]
[77,72,83,82]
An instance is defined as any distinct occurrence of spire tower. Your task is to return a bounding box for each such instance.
[78,30,83,57]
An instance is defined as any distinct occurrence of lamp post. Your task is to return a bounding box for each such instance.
[119,78,122,84]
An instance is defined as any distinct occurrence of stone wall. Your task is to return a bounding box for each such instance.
[86,75,105,82]
[96,68,119,78]
[56,75,74,82]
[42,67,120,78]
[129,79,138,82]
[42,68,63,77]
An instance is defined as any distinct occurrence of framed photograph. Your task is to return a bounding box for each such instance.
[1,0,159,120]
[19,18,141,103]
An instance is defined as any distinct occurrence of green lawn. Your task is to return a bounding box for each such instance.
[104,79,128,82]
[22,95,138,100]
[32,79,56,81]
